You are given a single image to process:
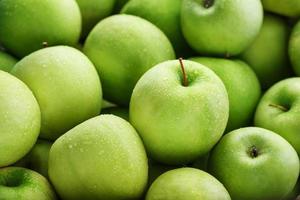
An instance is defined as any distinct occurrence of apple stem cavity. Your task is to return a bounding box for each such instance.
[249,146,259,158]
[42,42,48,48]
[203,0,214,8]
[179,58,188,87]
[269,103,289,112]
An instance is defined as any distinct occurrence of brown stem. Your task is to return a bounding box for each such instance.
[269,103,288,112]
[179,58,188,87]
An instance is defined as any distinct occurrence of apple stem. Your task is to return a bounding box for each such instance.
[269,103,289,112]
[42,42,48,48]
[250,146,258,158]
[179,58,188,87]
[203,0,214,8]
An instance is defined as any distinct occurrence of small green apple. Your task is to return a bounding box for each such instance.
[262,0,300,18]
[289,19,300,76]
[0,167,57,200]
[12,46,102,140]
[15,140,52,178]
[83,14,175,106]
[255,78,300,155]
[0,0,81,58]
[130,59,229,165]
[101,107,129,121]
[0,51,17,72]
[181,0,263,56]
[121,0,192,57]
[146,168,231,200]
[0,71,40,167]
[241,14,291,89]
[209,127,299,200]
[75,0,115,39]
[191,57,261,131]
[49,115,148,200]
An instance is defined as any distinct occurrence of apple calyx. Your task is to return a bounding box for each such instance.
[42,42,48,48]
[179,58,188,87]
[268,103,289,112]
[203,0,214,8]
[249,146,259,158]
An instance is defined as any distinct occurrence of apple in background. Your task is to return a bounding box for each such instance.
[121,0,193,57]
[12,46,102,141]
[255,78,300,155]
[0,51,17,72]
[0,167,57,200]
[130,59,229,165]
[241,14,291,89]
[147,160,175,187]
[209,127,299,200]
[191,153,210,171]
[101,107,129,121]
[0,71,40,167]
[114,0,129,12]
[83,14,175,106]
[289,19,300,76]
[101,99,116,109]
[49,115,148,200]
[15,140,52,178]
[262,0,300,18]
[146,168,231,200]
[0,0,81,58]
[75,0,115,39]
[191,57,261,132]
[181,0,263,56]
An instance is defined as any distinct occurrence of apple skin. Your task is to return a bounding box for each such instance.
[0,51,17,72]
[0,167,57,200]
[75,0,115,39]
[289,20,300,76]
[49,115,148,200]
[208,127,299,200]
[0,71,40,167]
[12,46,102,141]
[121,0,192,57]
[101,107,129,121]
[146,168,231,200]
[83,14,175,106]
[130,60,229,165]
[241,14,291,89]
[181,0,263,56]
[15,140,52,178]
[254,78,300,155]
[262,0,300,18]
[0,0,81,58]
[191,57,261,132]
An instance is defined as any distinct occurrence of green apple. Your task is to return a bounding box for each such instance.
[49,115,148,200]
[241,14,291,89]
[0,71,40,167]
[262,0,300,18]
[289,19,300,76]
[209,127,299,200]
[12,46,102,140]
[146,168,231,200]
[0,0,81,58]
[0,51,17,72]
[0,167,56,200]
[121,0,192,57]
[130,59,229,165]
[254,78,300,155]
[83,14,175,106]
[15,140,52,178]
[181,0,263,56]
[75,0,115,39]
[191,57,261,132]
[101,107,129,121]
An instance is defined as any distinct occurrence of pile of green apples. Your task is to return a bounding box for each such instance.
[1,0,300,199]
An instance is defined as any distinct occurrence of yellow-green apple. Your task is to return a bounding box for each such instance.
[209,127,299,200]
[0,71,40,167]
[181,0,263,56]
[130,59,229,165]
[49,115,148,200]
[146,168,231,200]
[12,46,102,140]
[101,107,129,121]
[0,51,17,72]
[255,78,300,155]
[289,19,300,76]
[241,14,291,89]
[0,167,56,200]
[0,0,81,58]
[262,0,300,18]
[83,14,175,106]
